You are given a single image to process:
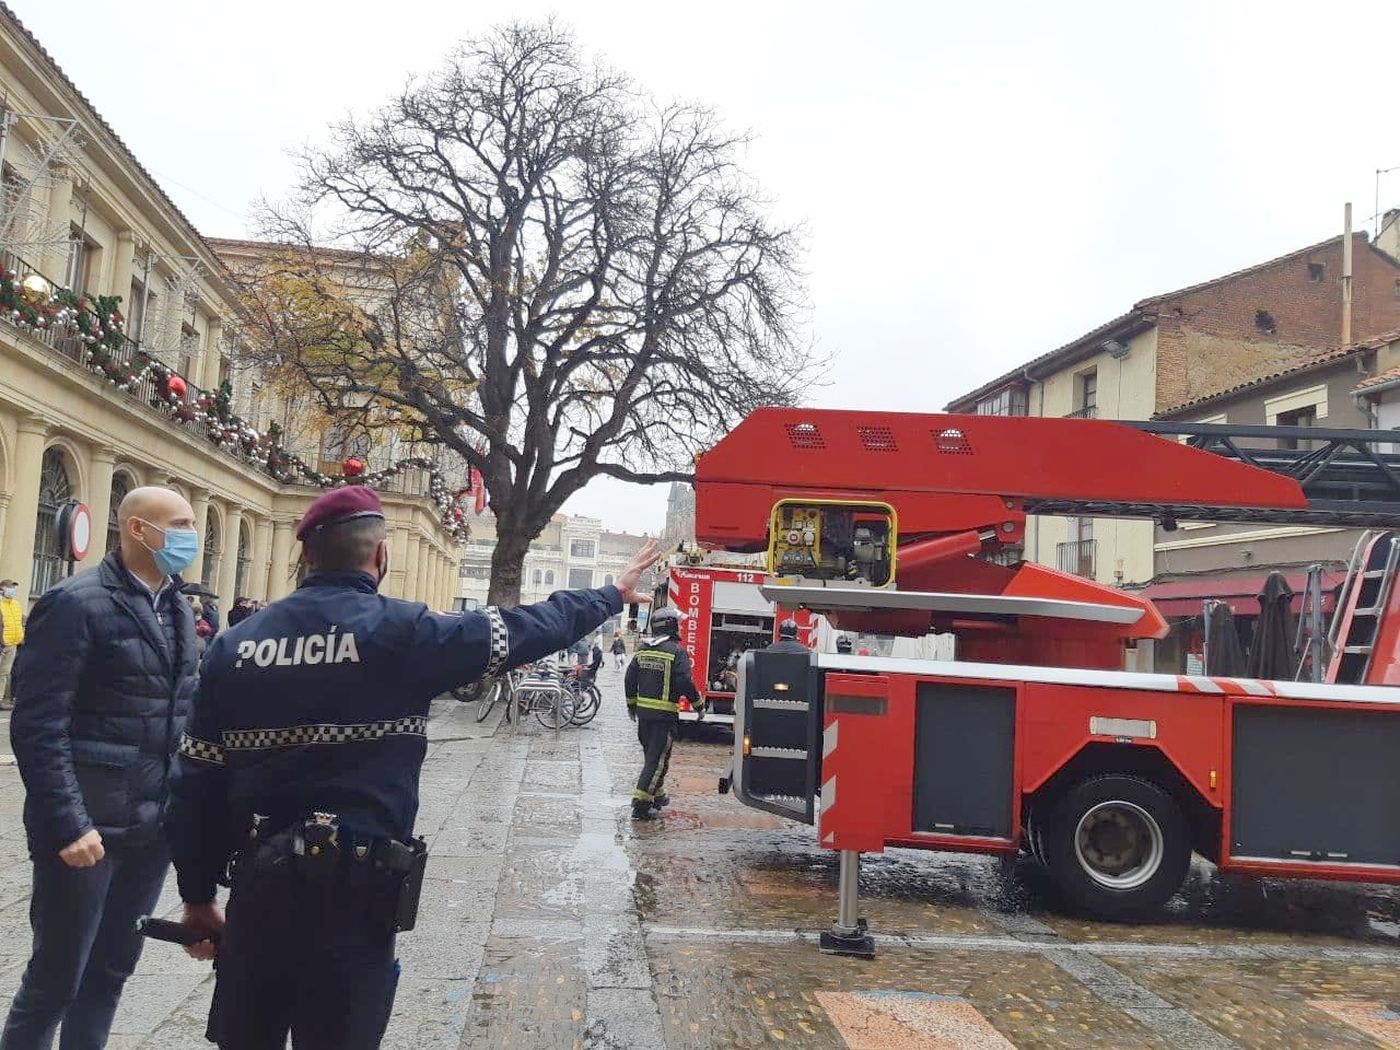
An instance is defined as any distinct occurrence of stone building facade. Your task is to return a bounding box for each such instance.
[0,6,460,611]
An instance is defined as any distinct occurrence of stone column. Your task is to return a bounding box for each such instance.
[403,531,422,604]
[387,520,410,600]
[111,230,135,300]
[0,493,9,573]
[44,169,73,279]
[202,318,224,391]
[218,506,245,602]
[0,415,51,602]
[267,519,295,602]
[186,488,211,583]
[250,515,273,601]
[80,446,117,573]
[417,544,433,608]
[437,552,450,611]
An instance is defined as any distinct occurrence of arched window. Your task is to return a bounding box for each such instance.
[106,471,135,555]
[234,518,252,598]
[544,570,555,586]
[202,512,222,588]
[31,449,73,599]
[532,568,543,586]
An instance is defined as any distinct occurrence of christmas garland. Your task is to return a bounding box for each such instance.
[1,268,472,540]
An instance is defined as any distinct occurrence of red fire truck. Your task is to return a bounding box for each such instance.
[699,408,1400,955]
[659,555,821,727]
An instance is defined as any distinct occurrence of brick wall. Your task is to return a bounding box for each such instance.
[1152,235,1400,410]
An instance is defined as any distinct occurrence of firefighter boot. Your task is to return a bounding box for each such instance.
[650,794,670,811]
[631,802,658,821]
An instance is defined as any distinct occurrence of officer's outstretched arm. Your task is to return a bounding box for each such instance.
[167,667,232,906]
[409,586,623,698]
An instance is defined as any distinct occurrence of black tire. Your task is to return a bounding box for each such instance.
[1039,774,1191,920]
[473,680,502,723]
[569,684,601,726]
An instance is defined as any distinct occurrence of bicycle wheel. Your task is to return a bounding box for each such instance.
[476,680,503,722]
[535,689,576,730]
[569,684,602,726]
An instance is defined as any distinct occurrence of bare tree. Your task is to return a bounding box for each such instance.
[245,20,815,604]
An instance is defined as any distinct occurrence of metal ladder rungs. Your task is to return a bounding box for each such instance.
[1343,645,1376,655]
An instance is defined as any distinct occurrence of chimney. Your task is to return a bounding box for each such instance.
[1342,202,1353,348]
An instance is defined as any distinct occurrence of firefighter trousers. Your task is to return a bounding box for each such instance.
[633,710,676,806]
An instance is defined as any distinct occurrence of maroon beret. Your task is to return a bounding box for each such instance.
[296,486,384,542]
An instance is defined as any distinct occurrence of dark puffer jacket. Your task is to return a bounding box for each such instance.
[10,551,197,853]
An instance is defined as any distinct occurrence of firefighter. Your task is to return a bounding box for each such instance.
[835,635,854,654]
[767,618,809,655]
[624,606,699,820]
[166,485,659,1048]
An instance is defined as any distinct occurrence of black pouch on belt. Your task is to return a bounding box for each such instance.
[370,837,428,934]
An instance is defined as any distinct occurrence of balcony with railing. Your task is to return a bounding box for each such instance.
[2,249,221,443]
[1064,405,1099,419]
[1056,538,1096,577]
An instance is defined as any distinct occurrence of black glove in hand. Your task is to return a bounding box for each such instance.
[627,705,637,722]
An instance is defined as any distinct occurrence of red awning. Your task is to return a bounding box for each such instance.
[1134,571,1344,618]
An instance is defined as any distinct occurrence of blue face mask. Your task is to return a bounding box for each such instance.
[138,520,200,576]
[1,586,15,599]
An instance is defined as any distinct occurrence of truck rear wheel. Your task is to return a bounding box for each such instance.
[1040,775,1190,920]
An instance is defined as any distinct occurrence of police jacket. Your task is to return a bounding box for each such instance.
[167,571,622,904]
[624,636,699,716]
[10,551,198,853]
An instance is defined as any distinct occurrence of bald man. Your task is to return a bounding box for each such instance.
[4,486,201,1050]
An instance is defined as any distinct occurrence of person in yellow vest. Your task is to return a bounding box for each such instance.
[623,607,700,820]
[0,578,24,708]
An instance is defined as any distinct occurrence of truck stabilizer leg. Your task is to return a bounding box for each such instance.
[820,850,875,958]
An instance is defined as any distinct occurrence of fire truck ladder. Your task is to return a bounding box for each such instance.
[1024,422,1400,528]
[1328,530,1400,682]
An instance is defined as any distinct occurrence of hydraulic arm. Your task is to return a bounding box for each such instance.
[692,409,1383,668]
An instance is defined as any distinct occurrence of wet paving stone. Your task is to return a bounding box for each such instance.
[1113,955,1400,1049]
[647,941,1172,1049]
[463,936,588,1049]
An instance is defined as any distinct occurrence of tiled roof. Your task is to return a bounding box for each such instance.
[0,4,233,281]
[1153,346,1363,418]
[207,238,372,264]
[1356,362,1400,392]
[1154,327,1400,417]
[1134,232,1399,307]
[945,310,1147,410]
[947,233,1400,412]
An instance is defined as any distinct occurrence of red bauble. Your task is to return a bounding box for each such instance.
[343,456,365,477]
[167,375,187,399]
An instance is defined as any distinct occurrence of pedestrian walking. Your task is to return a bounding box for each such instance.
[165,486,659,1050]
[2,486,200,1049]
[610,632,626,669]
[0,576,24,708]
[624,606,700,821]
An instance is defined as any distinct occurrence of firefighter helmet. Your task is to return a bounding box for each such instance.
[835,635,854,654]
[778,618,799,641]
[649,606,685,638]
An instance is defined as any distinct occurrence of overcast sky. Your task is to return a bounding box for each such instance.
[14,0,1400,533]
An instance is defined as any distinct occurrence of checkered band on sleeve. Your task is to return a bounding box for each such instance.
[178,733,226,767]
[221,715,428,751]
[483,607,510,676]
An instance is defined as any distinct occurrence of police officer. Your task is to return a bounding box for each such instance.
[624,607,699,821]
[767,618,809,655]
[166,486,658,1049]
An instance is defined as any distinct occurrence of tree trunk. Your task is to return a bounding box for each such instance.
[486,526,532,607]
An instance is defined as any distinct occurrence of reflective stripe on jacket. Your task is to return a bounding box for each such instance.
[624,636,700,715]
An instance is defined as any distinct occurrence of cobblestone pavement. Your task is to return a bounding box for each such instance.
[2,665,1400,1047]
